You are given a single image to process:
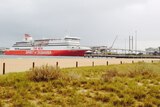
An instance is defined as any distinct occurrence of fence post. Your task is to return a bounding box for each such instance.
[76,61,78,68]
[106,61,109,66]
[32,62,35,69]
[92,61,94,67]
[132,61,134,64]
[120,61,122,64]
[3,63,5,75]
[56,62,59,68]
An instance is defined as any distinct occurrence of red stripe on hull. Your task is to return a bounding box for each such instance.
[4,50,87,56]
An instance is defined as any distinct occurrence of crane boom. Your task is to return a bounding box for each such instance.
[109,35,118,49]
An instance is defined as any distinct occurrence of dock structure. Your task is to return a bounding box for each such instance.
[85,48,160,59]
[91,46,145,55]
[84,54,160,59]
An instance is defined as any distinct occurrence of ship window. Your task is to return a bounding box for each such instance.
[19,48,31,50]
[65,38,80,41]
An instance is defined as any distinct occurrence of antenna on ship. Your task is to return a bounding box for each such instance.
[64,30,70,37]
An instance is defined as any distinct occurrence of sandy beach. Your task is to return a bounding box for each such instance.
[0,57,159,74]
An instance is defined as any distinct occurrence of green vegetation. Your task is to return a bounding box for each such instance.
[0,62,160,107]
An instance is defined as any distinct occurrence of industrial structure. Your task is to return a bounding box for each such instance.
[145,47,160,55]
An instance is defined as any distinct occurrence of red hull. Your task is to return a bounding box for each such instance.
[4,50,87,56]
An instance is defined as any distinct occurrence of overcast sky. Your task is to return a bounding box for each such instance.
[0,0,160,50]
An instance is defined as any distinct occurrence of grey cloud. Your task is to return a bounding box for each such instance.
[0,0,159,50]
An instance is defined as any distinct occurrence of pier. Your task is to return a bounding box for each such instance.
[85,54,160,59]
[87,47,160,59]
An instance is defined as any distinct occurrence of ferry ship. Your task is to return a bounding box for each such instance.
[4,34,91,56]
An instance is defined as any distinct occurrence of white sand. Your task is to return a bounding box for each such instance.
[0,58,159,74]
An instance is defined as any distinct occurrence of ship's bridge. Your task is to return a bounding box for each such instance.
[64,36,80,40]
[64,36,80,46]
[47,36,80,46]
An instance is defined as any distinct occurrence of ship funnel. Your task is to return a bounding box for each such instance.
[24,34,33,42]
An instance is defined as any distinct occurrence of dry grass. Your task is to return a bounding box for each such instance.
[0,62,160,106]
[102,62,159,82]
[27,65,63,82]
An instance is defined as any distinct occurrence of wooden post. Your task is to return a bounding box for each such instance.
[132,61,134,64]
[3,63,5,75]
[106,61,109,66]
[32,62,35,69]
[152,60,153,63]
[56,62,59,68]
[120,61,122,64]
[76,61,78,68]
[92,61,94,67]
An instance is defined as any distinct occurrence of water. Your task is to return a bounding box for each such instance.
[0,55,84,59]
[0,55,110,59]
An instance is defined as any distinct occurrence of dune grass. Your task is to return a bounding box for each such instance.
[0,62,160,107]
